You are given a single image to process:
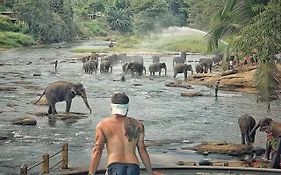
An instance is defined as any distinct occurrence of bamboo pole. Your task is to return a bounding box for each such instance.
[42,153,49,173]
[62,143,68,169]
[20,164,27,175]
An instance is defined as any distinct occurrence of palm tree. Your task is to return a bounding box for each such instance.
[206,0,268,51]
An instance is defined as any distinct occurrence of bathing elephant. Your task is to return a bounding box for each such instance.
[83,59,98,73]
[173,63,193,81]
[250,118,281,166]
[35,81,92,114]
[122,55,144,65]
[199,58,213,73]
[212,53,223,65]
[238,114,256,147]
[126,62,146,76]
[100,60,113,73]
[152,55,160,63]
[195,63,204,73]
[173,52,187,66]
[148,62,167,76]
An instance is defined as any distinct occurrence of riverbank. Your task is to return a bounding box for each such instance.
[187,66,257,94]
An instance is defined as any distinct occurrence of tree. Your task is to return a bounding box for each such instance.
[234,0,281,111]
[207,0,280,112]
[105,0,133,33]
[15,0,77,43]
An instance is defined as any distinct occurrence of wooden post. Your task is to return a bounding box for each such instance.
[42,153,49,173]
[61,143,68,169]
[20,164,27,175]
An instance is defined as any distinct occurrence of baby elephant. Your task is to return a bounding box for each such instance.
[35,81,92,114]
[238,114,256,147]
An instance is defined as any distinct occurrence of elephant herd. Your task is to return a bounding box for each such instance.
[238,114,281,168]
[81,52,223,81]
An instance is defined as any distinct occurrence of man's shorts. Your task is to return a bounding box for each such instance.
[105,162,140,175]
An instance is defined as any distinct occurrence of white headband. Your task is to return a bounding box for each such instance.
[111,103,129,116]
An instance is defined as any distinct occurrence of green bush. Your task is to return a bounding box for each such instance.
[0,32,35,48]
[83,20,108,37]
[0,20,15,31]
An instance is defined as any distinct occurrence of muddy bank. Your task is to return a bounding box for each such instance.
[187,66,257,93]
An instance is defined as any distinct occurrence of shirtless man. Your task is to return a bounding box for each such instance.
[89,92,161,175]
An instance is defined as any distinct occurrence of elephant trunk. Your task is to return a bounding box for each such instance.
[164,67,167,75]
[81,93,92,113]
[249,123,260,137]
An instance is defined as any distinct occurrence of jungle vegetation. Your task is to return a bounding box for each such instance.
[206,0,281,111]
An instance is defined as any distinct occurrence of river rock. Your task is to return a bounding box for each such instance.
[183,141,248,155]
[12,117,37,125]
[220,69,238,76]
[165,81,192,89]
[181,92,203,97]
[0,86,17,92]
[32,96,48,105]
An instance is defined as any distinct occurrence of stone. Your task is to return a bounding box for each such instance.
[12,117,37,125]
[181,92,203,97]
[32,96,48,105]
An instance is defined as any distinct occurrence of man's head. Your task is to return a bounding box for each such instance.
[111,92,129,116]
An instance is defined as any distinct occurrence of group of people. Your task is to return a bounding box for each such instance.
[88,92,164,175]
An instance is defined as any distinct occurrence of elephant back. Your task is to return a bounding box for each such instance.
[173,56,186,65]
[152,55,160,63]
[212,53,223,65]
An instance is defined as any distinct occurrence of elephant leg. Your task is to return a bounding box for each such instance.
[174,72,177,78]
[50,103,57,114]
[241,133,246,144]
[159,70,161,76]
[48,105,52,114]
[184,72,187,81]
[245,133,251,146]
[65,99,72,113]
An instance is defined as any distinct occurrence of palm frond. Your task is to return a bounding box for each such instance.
[254,60,281,103]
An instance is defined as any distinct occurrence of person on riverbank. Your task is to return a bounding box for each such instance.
[88,92,163,175]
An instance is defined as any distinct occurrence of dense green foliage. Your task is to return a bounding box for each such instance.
[0,14,34,48]
[0,32,35,48]
[14,0,77,43]
[207,0,280,111]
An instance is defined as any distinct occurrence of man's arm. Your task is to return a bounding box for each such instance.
[89,122,106,174]
[137,122,153,175]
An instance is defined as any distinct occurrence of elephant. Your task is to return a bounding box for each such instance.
[173,63,193,81]
[122,55,144,65]
[199,58,213,73]
[122,63,128,73]
[83,59,98,73]
[173,52,187,66]
[35,81,92,114]
[250,118,281,167]
[152,55,160,63]
[148,62,167,76]
[195,63,204,73]
[238,114,256,147]
[100,60,113,73]
[212,53,223,65]
[125,62,146,76]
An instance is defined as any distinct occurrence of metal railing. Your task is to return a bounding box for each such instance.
[20,143,68,175]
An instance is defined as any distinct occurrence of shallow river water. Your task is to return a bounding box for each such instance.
[0,40,280,174]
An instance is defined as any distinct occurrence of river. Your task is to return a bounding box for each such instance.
[0,39,280,175]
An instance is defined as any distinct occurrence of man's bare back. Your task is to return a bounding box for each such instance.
[89,92,163,175]
[98,115,143,165]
